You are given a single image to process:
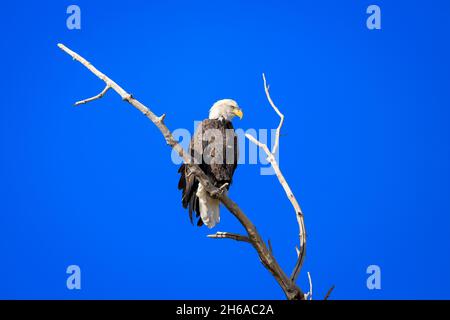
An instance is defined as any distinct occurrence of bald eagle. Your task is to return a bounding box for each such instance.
[178,99,243,228]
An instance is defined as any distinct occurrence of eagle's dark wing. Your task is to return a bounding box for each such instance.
[177,164,200,225]
[177,119,238,226]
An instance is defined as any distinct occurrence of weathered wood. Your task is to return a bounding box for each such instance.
[207,232,251,243]
[245,74,307,284]
[57,43,305,300]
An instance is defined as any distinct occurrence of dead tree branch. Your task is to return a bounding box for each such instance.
[57,43,305,300]
[207,232,251,243]
[304,271,313,300]
[245,73,307,284]
[262,73,284,155]
[268,239,273,254]
[324,285,335,300]
[75,84,111,106]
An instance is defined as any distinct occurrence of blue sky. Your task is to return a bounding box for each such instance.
[1,0,450,299]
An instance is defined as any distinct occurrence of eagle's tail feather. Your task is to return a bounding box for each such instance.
[196,184,220,228]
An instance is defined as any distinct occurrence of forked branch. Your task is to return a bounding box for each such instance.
[245,73,307,284]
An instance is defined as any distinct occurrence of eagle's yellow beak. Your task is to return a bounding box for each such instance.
[233,108,243,120]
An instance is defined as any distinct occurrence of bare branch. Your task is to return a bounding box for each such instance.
[262,73,284,155]
[207,232,251,243]
[245,133,272,156]
[324,285,335,300]
[75,84,111,106]
[268,239,273,254]
[57,43,304,300]
[304,271,313,300]
[157,113,166,123]
[245,83,306,283]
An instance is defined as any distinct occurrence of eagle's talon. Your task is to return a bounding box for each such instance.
[210,188,221,198]
[210,183,229,199]
[219,183,229,191]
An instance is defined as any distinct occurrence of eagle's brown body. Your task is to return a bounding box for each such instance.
[178,118,238,227]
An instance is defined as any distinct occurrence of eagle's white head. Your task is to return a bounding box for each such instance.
[209,99,243,121]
